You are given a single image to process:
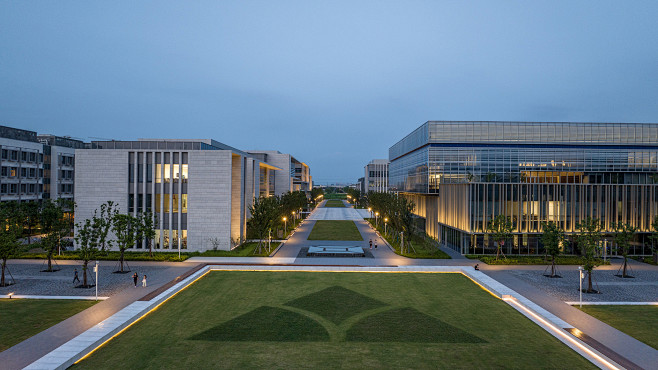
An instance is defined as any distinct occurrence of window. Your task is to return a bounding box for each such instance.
[146,164,153,183]
[172,194,179,213]
[181,230,187,249]
[138,164,143,183]
[21,152,27,161]
[30,153,36,162]
[29,168,36,178]
[10,151,17,160]
[182,194,187,213]
[21,168,27,178]
[21,184,26,193]
[146,194,152,212]
[163,194,170,213]
[163,229,170,249]
[129,194,135,213]
[1,167,6,177]
[1,184,6,193]
[129,164,134,183]
[10,167,16,177]
[182,164,188,182]
[1,150,6,159]
[155,194,161,213]
[137,194,143,213]
[156,164,162,183]
[29,184,35,193]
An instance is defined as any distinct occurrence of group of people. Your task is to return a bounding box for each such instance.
[133,273,147,287]
[368,239,378,250]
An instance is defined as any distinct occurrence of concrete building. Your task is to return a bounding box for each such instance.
[75,139,279,252]
[357,177,365,193]
[364,159,389,193]
[248,150,312,195]
[0,126,44,202]
[390,121,658,255]
[38,135,86,201]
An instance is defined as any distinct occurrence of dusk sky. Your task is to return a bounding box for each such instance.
[2,1,657,184]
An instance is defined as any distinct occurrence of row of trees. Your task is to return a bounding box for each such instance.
[248,191,310,253]
[487,214,658,292]
[366,192,416,253]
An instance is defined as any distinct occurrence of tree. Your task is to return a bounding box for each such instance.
[486,215,513,261]
[0,204,23,286]
[576,217,603,293]
[248,196,281,254]
[22,202,40,245]
[112,214,140,273]
[138,212,156,257]
[611,222,637,278]
[649,215,658,264]
[98,201,117,253]
[74,218,99,287]
[40,200,66,272]
[541,221,565,277]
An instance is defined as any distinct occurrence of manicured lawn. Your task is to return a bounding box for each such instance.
[307,220,363,241]
[467,255,610,265]
[366,219,450,259]
[578,305,658,349]
[74,272,594,369]
[197,242,281,257]
[323,200,345,207]
[0,299,97,352]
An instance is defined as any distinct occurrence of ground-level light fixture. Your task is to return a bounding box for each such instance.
[8,292,14,299]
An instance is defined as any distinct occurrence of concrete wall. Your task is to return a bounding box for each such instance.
[187,151,233,251]
[74,150,128,238]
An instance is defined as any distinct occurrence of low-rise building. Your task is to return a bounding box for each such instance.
[248,150,312,195]
[75,139,279,252]
[0,126,44,203]
[364,159,389,193]
[38,134,86,201]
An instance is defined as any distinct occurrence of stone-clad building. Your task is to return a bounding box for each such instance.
[75,139,279,252]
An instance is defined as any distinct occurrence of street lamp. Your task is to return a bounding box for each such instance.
[368,207,372,218]
[384,217,388,234]
[578,266,584,308]
[283,217,287,233]
[375,212,379,226]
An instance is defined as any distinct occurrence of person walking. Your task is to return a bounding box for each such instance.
[133,272,138,287]
[73,269,80,284]
[374,243,378,250]
[369,239,373,250]
[142,275,147,287]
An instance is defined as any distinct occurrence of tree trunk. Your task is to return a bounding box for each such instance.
[47,254,53,272]
[83,262,88,287]
[120,249,125,272]
[587,271,593,293]
[148,240,152,258]
[551,255,556,277]
[1,259,6,286]
[27,225,31,245]
[622,256,628,278]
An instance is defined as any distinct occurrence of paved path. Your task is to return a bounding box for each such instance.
[0,261,196,370]
[483,266,658,369]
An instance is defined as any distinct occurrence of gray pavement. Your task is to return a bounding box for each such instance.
[0,260,196,370]
[483,265,658,369]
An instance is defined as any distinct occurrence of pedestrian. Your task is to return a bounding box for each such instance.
[375,243,378,250]
[142,275,147,287]
[474,264,479,271]
[133,272,138,287]
[369,239,372,250]
[73,269,80,284]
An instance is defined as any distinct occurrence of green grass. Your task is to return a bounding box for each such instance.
[197,242,281,257]
[323,200,345,207]
[323,193,347,200]
[632,256,658,265]
[366,219,450,259]
[73,271,594,369]
[467,255,611,265]
[0,299,97,352]
[307,220,363,241]
[578,305,658,349]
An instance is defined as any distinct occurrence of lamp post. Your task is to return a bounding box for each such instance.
[375,212,379,227]
[578,266,584,308]
[94,260,99,301]
[384,217,388,234]
[283,217,287,234]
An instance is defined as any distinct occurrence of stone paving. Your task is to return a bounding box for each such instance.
[0,260,174,297]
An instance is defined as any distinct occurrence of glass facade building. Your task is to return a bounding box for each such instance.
[389,121,658,255]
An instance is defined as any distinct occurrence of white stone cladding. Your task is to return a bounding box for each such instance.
[74,150,128,233]
[248,151,292,196]
[187,150,233,251]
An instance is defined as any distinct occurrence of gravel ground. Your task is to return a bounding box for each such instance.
[510,266,658,302]
[0,261,176,297]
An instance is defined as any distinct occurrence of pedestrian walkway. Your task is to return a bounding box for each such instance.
[0,263,196,370]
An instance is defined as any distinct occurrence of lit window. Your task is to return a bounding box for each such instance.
[182,194,188,213]
[182,164,188,182]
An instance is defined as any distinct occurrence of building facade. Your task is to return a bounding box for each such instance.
[364,159,389,193]
[0,126,44,203]
[248,150,312,195]
[38,135,86,201]
[390,121,658,255]
[75,139,278,252]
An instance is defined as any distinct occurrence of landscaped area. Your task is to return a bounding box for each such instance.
[323,200,345,207]
[307,220,363,241]
[0,299,97,352]
[366,219,450,259]
[73,271,594,369]
[467,255,611,266]
[578,305,658,350]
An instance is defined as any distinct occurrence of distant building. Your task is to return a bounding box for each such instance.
[0,125,44,202]
[248,150,312,195]
[364,159,389,193]
[390,121,658,255]
[357,177,365,193]
[38,134,86,202]
[75,139,279,252]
